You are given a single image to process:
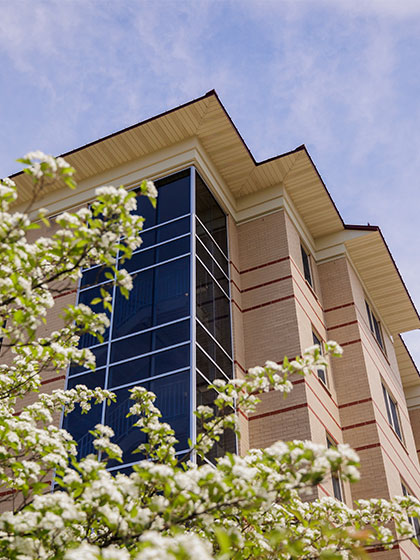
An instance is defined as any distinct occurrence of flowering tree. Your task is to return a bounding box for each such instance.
[0,152,418,559]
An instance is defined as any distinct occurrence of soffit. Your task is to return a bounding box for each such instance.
[278,150,343,237]
[395,335,420,390]
[12,94,212,205]
[195,99,344,238]
[9,91,419,336]
[11,92,344,241]
[345,231,420,334]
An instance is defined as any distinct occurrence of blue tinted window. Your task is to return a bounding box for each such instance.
[63,370,106,460]
[196,373,235,463]
[133,217,190,252]
[152,319,190,350]
[195,172,227,255]
[108,356,150,389]
[196,261,231,354]
[110,320,189,365]
[133,195,156,229]
[122,248,156,273]
[105,386,144,466]
[67,369,106,390]
[121,236,189,274]
[113,257,189,339]
[152,371,190,451]
[156,217,190,242]
[155,257,190,325]
[78,284,112,347]
[111,332,152,364]
[67,167,237,468]
[151,344,189,376]
[113,269,154,337]
[196,220,228,276]
[155,170,190,224]
[69,344,108,376]
[63,406,102,460]
[105,371,190,466]
[80,266,113,288]
[196,323,233,379]
[132,169,190,229]
[108,343,189,389]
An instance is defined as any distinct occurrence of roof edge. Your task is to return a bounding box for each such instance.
[9,89,217,180]
[300,147,346,230]
[377,228,420,324]
[8,89,419,327]
[345,225,420,326]
[344,224,380,232]
[399,334,420,378]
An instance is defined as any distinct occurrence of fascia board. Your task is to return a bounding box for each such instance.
[15,138,200,217]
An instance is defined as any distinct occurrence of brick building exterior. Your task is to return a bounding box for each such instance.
[11,91,420,558]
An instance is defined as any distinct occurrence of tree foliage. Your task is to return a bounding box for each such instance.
[0,153,418,559]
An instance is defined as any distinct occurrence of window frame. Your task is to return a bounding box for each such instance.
[300,244,313,288]
[401,481,420,542]
[365,300,385,353]
[326,435,344,501]
[382,382,403,441]
[312,330,327,386]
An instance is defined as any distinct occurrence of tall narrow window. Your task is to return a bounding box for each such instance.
[402,482,420,541]
[301,245,313,287]
[382,383,403,441]
[195,171,236,463]
[365,300,385,351]
[312,331,327,386]
[64,169,192,467]
[63,167,236,471]
[327,436,343,501]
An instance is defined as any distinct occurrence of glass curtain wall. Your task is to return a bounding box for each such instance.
[63,168,235,470]
[195,172,236,461]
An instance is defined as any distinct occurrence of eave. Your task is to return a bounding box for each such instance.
[8,90,419,336]
[344,228,420,334]
[10,91,344,239]
[395,335,420,391]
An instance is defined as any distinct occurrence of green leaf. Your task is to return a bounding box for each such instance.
[214,528,232,555]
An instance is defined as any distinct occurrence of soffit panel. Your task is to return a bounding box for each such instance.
[238,155,298,197]
[12,97,210,205]
[345,232,420,334]
[196,97,255,194]
[9,91,420,340]
[281,151,343,237]
[395,336,420,390]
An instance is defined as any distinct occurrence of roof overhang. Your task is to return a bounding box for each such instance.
[9,90,419,335]
[345,228,420,334]
[10,91,344,238]
[395,335,420,393]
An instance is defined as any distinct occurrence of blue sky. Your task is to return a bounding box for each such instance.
[1,0,419,364]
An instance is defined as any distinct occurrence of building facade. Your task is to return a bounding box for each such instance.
[12,91,420,558]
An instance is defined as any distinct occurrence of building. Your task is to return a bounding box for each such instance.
[12,90,420,558]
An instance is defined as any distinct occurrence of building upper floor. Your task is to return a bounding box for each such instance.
[9,90,418,403]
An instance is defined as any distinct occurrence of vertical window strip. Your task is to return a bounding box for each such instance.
[365,300,385,352]
[63,168,194,466]
[195,169,236,460]
[327,436,343,501]
[382,383,403,441]
[301,245,313,287]
[402,482,420,541]
[312,331,327,386]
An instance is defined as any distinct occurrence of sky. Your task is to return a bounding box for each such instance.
[0,0,419,365]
